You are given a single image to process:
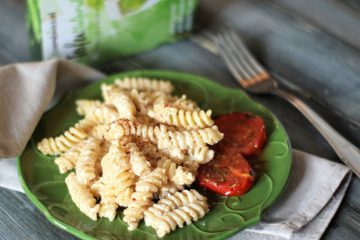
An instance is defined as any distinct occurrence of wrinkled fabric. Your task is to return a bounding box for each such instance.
[0,59,104,158]
[234,150,351,240]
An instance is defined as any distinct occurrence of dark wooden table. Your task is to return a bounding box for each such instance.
[0,0,359,239]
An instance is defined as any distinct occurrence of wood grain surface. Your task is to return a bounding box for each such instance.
[0,0,359,239]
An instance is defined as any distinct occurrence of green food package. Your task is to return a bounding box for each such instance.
[27,0,198,66]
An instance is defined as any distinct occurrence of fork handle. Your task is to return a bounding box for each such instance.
[273,88,360,177]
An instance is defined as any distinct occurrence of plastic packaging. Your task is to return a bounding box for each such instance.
[27,0,198,66]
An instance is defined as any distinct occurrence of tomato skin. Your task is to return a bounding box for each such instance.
[214,112,266,157]
[197,112,267,197]
[197,149,254,197]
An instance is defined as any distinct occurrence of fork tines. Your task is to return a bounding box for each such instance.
[214,30,269,87]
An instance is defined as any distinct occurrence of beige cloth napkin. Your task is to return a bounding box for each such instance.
[0,59,104,158]
[0,59,351,240]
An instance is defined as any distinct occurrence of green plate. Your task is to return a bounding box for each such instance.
[18,70,292,240]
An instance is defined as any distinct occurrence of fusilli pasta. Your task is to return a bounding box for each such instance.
[76,138,102,185]
[76,100,102,115]
[128,89,169,114]
[115,77,174,93]
[77,100,119,124]
[37,119,95,155]
[123,168,167,230]
[154,200,209,237]
[54,140,87,173]
[105,120,159,143]
[156,126,223,156]
[172,95,200,111]
[102,84,136,120]
[157,158,195,187]
[89,124,109,140]
[93,142,137,210]
[144,190,208,237]
[127,142,152,177]
[65,173,100,220]
[148,103,214,130]
[37,78,225,236]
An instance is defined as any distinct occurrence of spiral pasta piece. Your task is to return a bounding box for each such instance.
[75,118,97,132]
[164,126,223,149]
[106,123,184,160]
[123,168,168,230]
[65,173,100,220]
[76,138,102,185]
[93,180,135,221]
[89,105,119,124]
[115,77,174,93]
[183,160,200,175]
[127,142,152,177]
[98,203,118,221]
[37,119,95,155]
[149,103,214,130]
[145,190,208,237]
[106,120,159,143]
[106,120,222,163]
[101,143,132,180]
[92,171,135,218]
[157,158,195,187]
[92,143,136,212]
[158,184,184,199]
[128,89,165,114]
[156,126,223,161]
[154,201,209,237]
[77,101,119,124]
[102,85,136,120]
[88,124,108,140]
[188,146,215,164]
[144,189,206,223]
[76,100,102,115]
[54,140,87,174]
[172,95,200,111]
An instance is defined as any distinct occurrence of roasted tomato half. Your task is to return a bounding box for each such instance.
[214,112,266,157]
[197,148,254,196]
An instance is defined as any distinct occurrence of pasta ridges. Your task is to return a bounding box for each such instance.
[172,95,200,111]
[129,89,169,114]
[93,143,136,214]
[65,173,100,221]
[76,100,102,115]
[102,84,136,120]
[157,158,195,187]
[54,140,87,173]
[144,190,208,237]
[188,146,215,164]
[76,138,102,185]
[149,103,214,130]
[123,168,167,230]
[127,142,152,177]
[156,200,208,237]
[87,104,119,124]
[37,119,94,155]
[106,120,159,143]
[115,77,174,93]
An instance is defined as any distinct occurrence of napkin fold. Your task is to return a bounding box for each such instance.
[0,60,351,240]
[0,59,104,158]
[237,150,351,240]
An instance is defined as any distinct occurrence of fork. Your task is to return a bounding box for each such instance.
[193,30,360,177]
